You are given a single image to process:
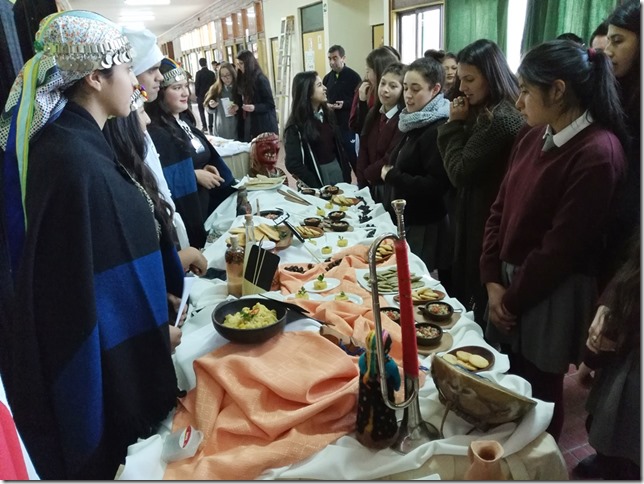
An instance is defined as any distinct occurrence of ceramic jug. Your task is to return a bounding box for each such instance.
[463,439,504,480]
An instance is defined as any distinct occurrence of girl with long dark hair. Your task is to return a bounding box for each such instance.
[574,231,640,479]
[283,71,352,188]
[381,57,452,277]
[480,40,627,442]
[235,50,279,141]
[146,58,235,248]
[436,39,524,323]
[603,0,640,279]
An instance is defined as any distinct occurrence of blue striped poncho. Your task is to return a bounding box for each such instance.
[2,102,183,479]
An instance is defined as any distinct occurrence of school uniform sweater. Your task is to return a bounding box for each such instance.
[356,108,403,188]
[480,124,626,316]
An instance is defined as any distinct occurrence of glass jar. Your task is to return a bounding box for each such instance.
[225,235,244,297]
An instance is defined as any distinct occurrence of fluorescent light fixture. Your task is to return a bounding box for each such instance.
[124,0,170,5]
[119,10,155,21]
[119,21,146,30]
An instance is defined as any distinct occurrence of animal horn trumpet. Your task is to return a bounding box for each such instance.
[367,198,439,453]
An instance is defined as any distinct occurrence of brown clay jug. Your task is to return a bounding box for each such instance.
[463,440,504,480]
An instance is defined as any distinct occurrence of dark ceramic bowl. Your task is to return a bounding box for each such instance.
[325,185,340,195]
[380,306,401,325]
[422,301,454,322]
[212,298,287,344]
[300,188,316,196]
[320,192,333,200]
[303,217,322,227]
[330,221,349,232]
[259,209,284,220]
[415,322,443,346]
[328,211,346,221]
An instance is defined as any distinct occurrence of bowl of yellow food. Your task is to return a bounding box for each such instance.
[211,298,287,344]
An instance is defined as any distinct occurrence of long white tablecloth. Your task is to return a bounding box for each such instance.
[118,183,567,480]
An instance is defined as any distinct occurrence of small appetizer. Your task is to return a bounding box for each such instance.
[313,274,327,290]
[337,236,348,247]
[316,208,325,217]
[295,287,309,300]
[321,246,332,254]
[334,291,349,301]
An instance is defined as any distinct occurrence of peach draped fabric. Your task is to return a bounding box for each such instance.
[164,332,359,480]
[164,252,418,480]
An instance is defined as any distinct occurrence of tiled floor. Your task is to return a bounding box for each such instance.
[561,364,594,479]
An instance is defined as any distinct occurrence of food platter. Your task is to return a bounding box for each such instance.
[444,345,495,372]
[245,175,286,191]
[294,225,325,239]
[394,288,445,306]
[332,195,360,206]
[356,267,425,295]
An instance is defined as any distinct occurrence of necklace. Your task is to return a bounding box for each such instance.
[118,162,161,240]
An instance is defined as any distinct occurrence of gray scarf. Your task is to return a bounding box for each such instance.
[398,93,450,133]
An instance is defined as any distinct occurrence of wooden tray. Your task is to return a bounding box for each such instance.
[418,332,453,356]
[294,225,325,239]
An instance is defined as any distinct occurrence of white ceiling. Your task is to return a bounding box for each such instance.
[64,0,214,38]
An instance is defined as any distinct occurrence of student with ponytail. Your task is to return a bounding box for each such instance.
[480,40,627,442]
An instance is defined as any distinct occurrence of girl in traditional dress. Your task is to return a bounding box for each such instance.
[0,11,184,478]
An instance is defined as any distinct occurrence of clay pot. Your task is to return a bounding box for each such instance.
[463,440,504,480]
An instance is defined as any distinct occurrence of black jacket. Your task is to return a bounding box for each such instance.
[384,118,452,225]
[283,120,352,188]
[322,66,362,130]
[194,67,216,100]
[235,73,279,141]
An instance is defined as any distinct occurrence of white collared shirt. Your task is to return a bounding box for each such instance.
[379,104,400,120]
[543,111,594,148]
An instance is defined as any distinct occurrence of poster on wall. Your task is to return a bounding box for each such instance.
[304,50,315,71]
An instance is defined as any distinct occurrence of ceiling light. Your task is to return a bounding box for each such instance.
[119,21,146,30]
[119,10,155,21]
[124,0,170,5]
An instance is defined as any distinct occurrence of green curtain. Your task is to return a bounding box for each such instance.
[521,0,618,52]
[445,0,510,54]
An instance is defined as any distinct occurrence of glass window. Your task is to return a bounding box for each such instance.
[398,5,443,64]
[506,0,528,73]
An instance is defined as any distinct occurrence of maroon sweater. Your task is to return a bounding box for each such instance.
[480,124,626,315]
[356,109,404,188]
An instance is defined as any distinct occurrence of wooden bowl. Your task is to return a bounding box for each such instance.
[328,211,346,221]
[431,353,536,431]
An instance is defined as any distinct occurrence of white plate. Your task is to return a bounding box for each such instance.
[303,277,341,293]
[286,292,323,301]
[322,292,364,304]
[355,267,428,295]
[245,176,286,191]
